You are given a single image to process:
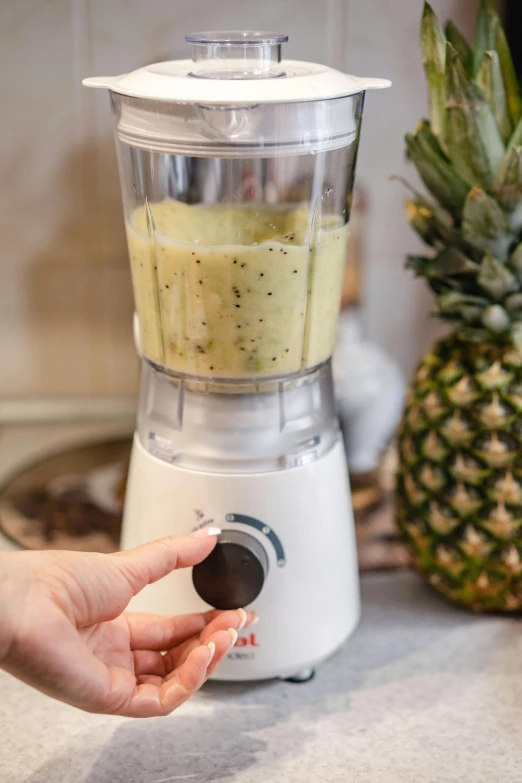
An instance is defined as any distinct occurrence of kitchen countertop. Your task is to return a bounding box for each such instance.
[1,424,522,782]
[2,569,522,783]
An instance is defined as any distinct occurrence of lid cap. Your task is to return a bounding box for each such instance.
[185,30,288,79]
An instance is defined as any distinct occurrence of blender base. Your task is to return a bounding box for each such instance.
[122,433,360,682]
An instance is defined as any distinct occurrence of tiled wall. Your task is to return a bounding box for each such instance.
[0,0,482,397]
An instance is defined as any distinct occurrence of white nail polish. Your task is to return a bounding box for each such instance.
[250,612,260,626]
[207,641,216,664]
[237,608,247,630]
[228,628,238,645]
[193,526,222,538]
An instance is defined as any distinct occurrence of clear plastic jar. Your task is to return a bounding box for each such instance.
[115,128,363,380]
[102,31,373,383]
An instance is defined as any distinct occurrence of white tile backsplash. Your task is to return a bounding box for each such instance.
[0,0,483,396]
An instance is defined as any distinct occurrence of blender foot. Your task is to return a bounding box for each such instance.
[283,668,316,684]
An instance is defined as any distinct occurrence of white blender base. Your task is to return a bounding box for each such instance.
[122,435,360,681]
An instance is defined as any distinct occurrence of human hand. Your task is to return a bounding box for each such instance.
[0,532,256,717]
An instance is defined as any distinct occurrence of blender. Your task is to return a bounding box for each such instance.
[84,32,390,682]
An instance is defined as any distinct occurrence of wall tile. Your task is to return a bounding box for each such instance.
[0,0,137,396]
[0,263,137,396]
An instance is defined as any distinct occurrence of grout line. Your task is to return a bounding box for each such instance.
[71,0,93,229]
[72,0,121,393]
[326,0,349,70]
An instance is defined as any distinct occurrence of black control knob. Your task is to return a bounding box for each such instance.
[192,530,269,610]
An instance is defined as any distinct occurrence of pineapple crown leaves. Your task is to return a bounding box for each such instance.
[444,20,473,77]
[402,1,522,345]
[474,0,522,126]
[421,2,447,142]
[444,41,505,189]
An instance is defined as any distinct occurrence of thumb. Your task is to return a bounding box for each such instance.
[69,530,220,627]
[111,530,220,595]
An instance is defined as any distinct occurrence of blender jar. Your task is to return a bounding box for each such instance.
[88,33,389,382]
[84,33,390,471]
[120,138,358,379]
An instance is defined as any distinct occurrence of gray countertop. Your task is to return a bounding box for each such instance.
[2,569,522,783]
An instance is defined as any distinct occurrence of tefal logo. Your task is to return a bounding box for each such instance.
[235,633,260,648]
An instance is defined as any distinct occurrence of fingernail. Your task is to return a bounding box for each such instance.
[193,527,222,538]
[207,641,216,664]
[228,628,238,646]
[250,611,260,626]
[237,608,247,630]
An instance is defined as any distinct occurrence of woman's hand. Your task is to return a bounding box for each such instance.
[0,532,256,718]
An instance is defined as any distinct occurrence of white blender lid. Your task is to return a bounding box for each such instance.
[83,31,391,156]
[83,30,390,103]
[84,60,390,104]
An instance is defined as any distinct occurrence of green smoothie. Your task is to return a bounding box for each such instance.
[126,200,348,378]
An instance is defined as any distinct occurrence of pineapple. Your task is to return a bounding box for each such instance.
[397,1,522,611]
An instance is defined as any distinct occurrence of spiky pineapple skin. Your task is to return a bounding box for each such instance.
[397,333,522,611]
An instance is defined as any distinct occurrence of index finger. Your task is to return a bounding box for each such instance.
[110,530,221,597]
[71,531,221,627]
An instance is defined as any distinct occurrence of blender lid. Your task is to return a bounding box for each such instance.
[83,30,391,103]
